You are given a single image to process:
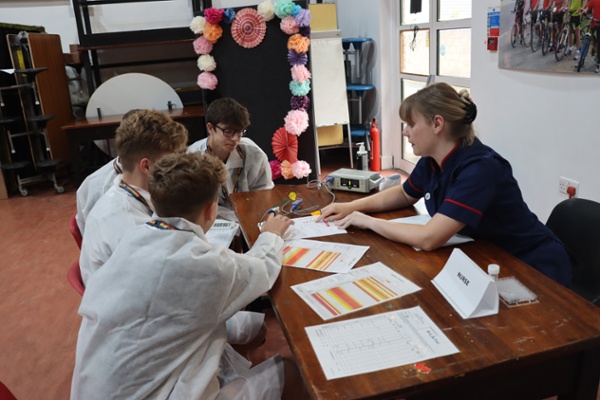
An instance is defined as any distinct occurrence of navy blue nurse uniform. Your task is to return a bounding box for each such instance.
[402,137,572,286]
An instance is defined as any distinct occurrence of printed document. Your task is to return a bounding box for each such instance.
[283,239,368,273]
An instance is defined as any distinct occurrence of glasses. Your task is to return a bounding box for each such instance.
[214,125,246,139]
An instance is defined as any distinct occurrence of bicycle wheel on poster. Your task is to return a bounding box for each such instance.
[511,23,518,48]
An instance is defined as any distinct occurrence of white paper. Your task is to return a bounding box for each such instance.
[431,248,499,319]
[283,239,368,274]
[205,219,239,248]
[306,306,459,380]
[260,215,346,241]
[390,215,474,250]
[292,262,421,320]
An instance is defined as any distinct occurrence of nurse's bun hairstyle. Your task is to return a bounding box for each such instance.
[149,152,226,221]
[399,82,476,146]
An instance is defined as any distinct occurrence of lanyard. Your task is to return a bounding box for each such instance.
[118,180,153,215]
[113,159,123,174]
[207,143,245,205]
[146,220,180,230]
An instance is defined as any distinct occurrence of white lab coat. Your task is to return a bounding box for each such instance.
[75,158,121,235]
[188,138,274,221]
[71,217,285,400]
[79,176,153,285]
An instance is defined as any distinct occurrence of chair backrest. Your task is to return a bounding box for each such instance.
[546,198,600,305]
[68,260,85,296]
[69,212,83,249]
[0,380,18,400]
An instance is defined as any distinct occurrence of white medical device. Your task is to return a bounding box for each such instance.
[328,168,383,193]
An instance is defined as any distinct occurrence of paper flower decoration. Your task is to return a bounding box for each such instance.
[295,8,312,27]
[299,26,311,38]
[270,160,282,180]
[204,7,224,24]
[190,16,206,34]
[257,0,275,21]
[291,95,310,111]
[288,34,310,53]
[272,127,298,163]
[193,36,213,55]
[291,5,302,17]
[284,109,309,136]
[281,160,294,179]
[280,16,299,35]
[290,80,311,96]
[204,23,223,43]
[274,0,295,19]
[197,55,216,72]
[287,50,308,66]
[197,72,218,90]
[223,8,236,24]
[291,65,311,82]
[292,160,311,179]
[232,8,267,49]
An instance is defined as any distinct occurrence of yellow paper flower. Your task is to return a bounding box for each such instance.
[203,23,223,44]
[287,34,310,53]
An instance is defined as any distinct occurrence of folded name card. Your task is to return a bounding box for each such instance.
[432,248,499,319]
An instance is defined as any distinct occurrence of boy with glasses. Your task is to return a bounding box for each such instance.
[188,97,274,221]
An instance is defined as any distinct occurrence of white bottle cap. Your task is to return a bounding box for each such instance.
[488,264,500,276]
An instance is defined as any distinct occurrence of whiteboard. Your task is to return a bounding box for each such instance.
[310,33,350,127]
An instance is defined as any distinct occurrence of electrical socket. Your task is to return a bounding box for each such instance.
[559,176,579,197]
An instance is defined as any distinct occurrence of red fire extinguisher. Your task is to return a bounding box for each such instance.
[369,118,381,172]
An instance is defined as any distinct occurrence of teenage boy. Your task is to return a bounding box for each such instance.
[188,97,273,221]
[71,152,303,400]
[79,109,188,284]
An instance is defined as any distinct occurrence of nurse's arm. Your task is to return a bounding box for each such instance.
[365,212,465,251]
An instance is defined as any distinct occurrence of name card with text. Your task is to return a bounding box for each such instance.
[432,248,499,319]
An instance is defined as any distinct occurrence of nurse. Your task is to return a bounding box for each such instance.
[319,82,572,286]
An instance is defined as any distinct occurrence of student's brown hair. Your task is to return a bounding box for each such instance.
[399,82,476,146]
[149,152,227,221]
[205,98,250,129]
[115,109,189,171]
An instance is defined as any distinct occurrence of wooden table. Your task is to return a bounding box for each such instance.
[229,185,600,400]
[61,105,204,186]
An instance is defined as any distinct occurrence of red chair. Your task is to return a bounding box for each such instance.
[0,380,18,400]
[69,212,83,249]
[68,260,85,296]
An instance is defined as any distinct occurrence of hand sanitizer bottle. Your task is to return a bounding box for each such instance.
[357,142,368,171]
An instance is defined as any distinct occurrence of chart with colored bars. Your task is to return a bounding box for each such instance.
[282,239,368,273]
[292,262,421,320]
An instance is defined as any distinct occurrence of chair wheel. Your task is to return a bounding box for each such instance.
[19,188,28,197]
[55,185,65,194]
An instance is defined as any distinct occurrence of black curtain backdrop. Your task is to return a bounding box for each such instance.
[200,0,317,182]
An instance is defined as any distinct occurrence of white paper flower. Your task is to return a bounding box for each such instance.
[257,0,275,21]
[197,54,217,72]
[190,16,206,34]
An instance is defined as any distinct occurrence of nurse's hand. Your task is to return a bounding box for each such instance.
[261,213,294,238]
[334,211,373,230]
[317,202,355,222]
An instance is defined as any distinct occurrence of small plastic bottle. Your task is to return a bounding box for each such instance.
[487,264,500,281]
[357,142,368,171]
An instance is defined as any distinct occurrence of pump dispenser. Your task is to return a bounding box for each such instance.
[357,142,368,171]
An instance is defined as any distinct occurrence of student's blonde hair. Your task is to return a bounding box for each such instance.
[399,82,477,146]
[115,109,189,171]
[149,152,227,221]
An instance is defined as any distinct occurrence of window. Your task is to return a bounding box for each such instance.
[396,0,471,173]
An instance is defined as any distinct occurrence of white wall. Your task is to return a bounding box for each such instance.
[338,0,600,222]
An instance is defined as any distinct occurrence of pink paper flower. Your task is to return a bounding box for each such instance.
[270,160,282,180]
[281,160,294,179]
[291,65,311,82]
[280,16,299,35]
[204,7,224,25]
[284,109,309,136]
[197,72,218,90]
[193,36,213,55]
[292,160,311,179]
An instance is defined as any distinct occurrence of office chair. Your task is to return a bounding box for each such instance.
[0,380,17,400]
[546,198,600,306]
[69,212,83,249]
[68,260,85,296]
